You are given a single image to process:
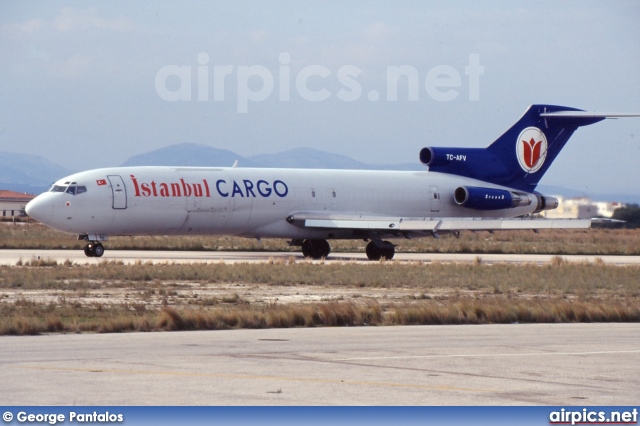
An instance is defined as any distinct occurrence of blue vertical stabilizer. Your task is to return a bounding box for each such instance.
[420,105,609,191]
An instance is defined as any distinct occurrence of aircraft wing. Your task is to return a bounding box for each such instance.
[287,212,591,233]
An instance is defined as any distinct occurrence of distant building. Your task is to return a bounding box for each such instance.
[0,190,35,217]
[540,196,626,219]
[595,201,625,218]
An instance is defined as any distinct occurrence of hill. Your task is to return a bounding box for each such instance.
[0,151,72,195]
[122,143,423,171]
[119,143,259,168]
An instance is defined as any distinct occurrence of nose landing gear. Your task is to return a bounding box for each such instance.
[79,234,107,258]
[83,242,105,257]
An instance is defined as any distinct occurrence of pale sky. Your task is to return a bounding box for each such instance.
[1,1,639,197]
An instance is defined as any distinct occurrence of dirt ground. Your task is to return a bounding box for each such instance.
[2,280,471,309]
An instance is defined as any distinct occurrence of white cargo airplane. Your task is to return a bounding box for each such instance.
[26,105,639,260]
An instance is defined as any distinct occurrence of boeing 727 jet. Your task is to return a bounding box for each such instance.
[25,105,639,259]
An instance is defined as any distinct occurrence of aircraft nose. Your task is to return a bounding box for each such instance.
[25,195,53,224]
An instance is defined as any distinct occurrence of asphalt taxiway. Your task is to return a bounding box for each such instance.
[1,323,638,405]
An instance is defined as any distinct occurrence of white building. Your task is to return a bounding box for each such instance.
[540,196,625,219]
[0,190,35,217]
[595,201,624,218]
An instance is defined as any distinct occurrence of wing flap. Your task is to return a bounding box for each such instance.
[430,218,591,231]
[305,219,405,230]
[291,212,591,232]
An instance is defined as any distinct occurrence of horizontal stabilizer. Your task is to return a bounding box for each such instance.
[540,111,640,118]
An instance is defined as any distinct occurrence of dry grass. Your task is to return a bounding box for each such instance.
[4,222,640,255]
[1,259,639,335]
[2,223,639,335]
[386,299,640,325]
[1,297,637,335]
[3,260,639,295]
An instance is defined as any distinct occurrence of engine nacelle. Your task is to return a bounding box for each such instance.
[534,194,559,212]
[420,146,505,184]
[454,186,559,212]
[419,147,440,166]
[454,186,516,210]
[419,147,480,167]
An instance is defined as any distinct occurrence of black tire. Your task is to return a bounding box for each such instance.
[381,244,395,260]
[315,239,331,259]
[301,239,313,257]
[301,239,330,259]
[366,241,381,261]
[84,243,94,257]
[92,243,105,258]
[366,241,395,260]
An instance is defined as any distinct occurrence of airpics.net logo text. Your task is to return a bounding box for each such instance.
[155,52,484,113]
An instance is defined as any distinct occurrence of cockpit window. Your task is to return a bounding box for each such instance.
[65,185,87,195]
[50,184,87,195]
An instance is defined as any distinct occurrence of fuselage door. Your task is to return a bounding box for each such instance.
[429,185,440,213]
[107,175,127,209]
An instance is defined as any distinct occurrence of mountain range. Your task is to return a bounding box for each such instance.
[0,151,73,195]
[2,143,422,195]
[1,143,636,203]
[121,143,422,171]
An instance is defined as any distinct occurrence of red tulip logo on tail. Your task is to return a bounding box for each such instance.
[516,127,547,173]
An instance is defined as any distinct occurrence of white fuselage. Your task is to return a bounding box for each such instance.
[26,166,538,240]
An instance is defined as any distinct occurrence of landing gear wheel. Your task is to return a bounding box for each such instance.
[366,241,395,261]
[301,239,331,259]
[92,243,105,258]
[84,243,94,257]
[366,241,381,261]
[301,240,312,257]
[382,245,395,260]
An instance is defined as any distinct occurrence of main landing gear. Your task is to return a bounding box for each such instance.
[301,239,331,259]
[296,238,395,261]
[365,240,395,260]
[83,242,105,258]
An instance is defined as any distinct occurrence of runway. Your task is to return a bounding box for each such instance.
[1,323,638,405]
[2,249,640,265]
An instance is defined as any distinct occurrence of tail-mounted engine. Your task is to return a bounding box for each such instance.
[534,194,559,212]
[420,146,510,187]
[453,186,558,212]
